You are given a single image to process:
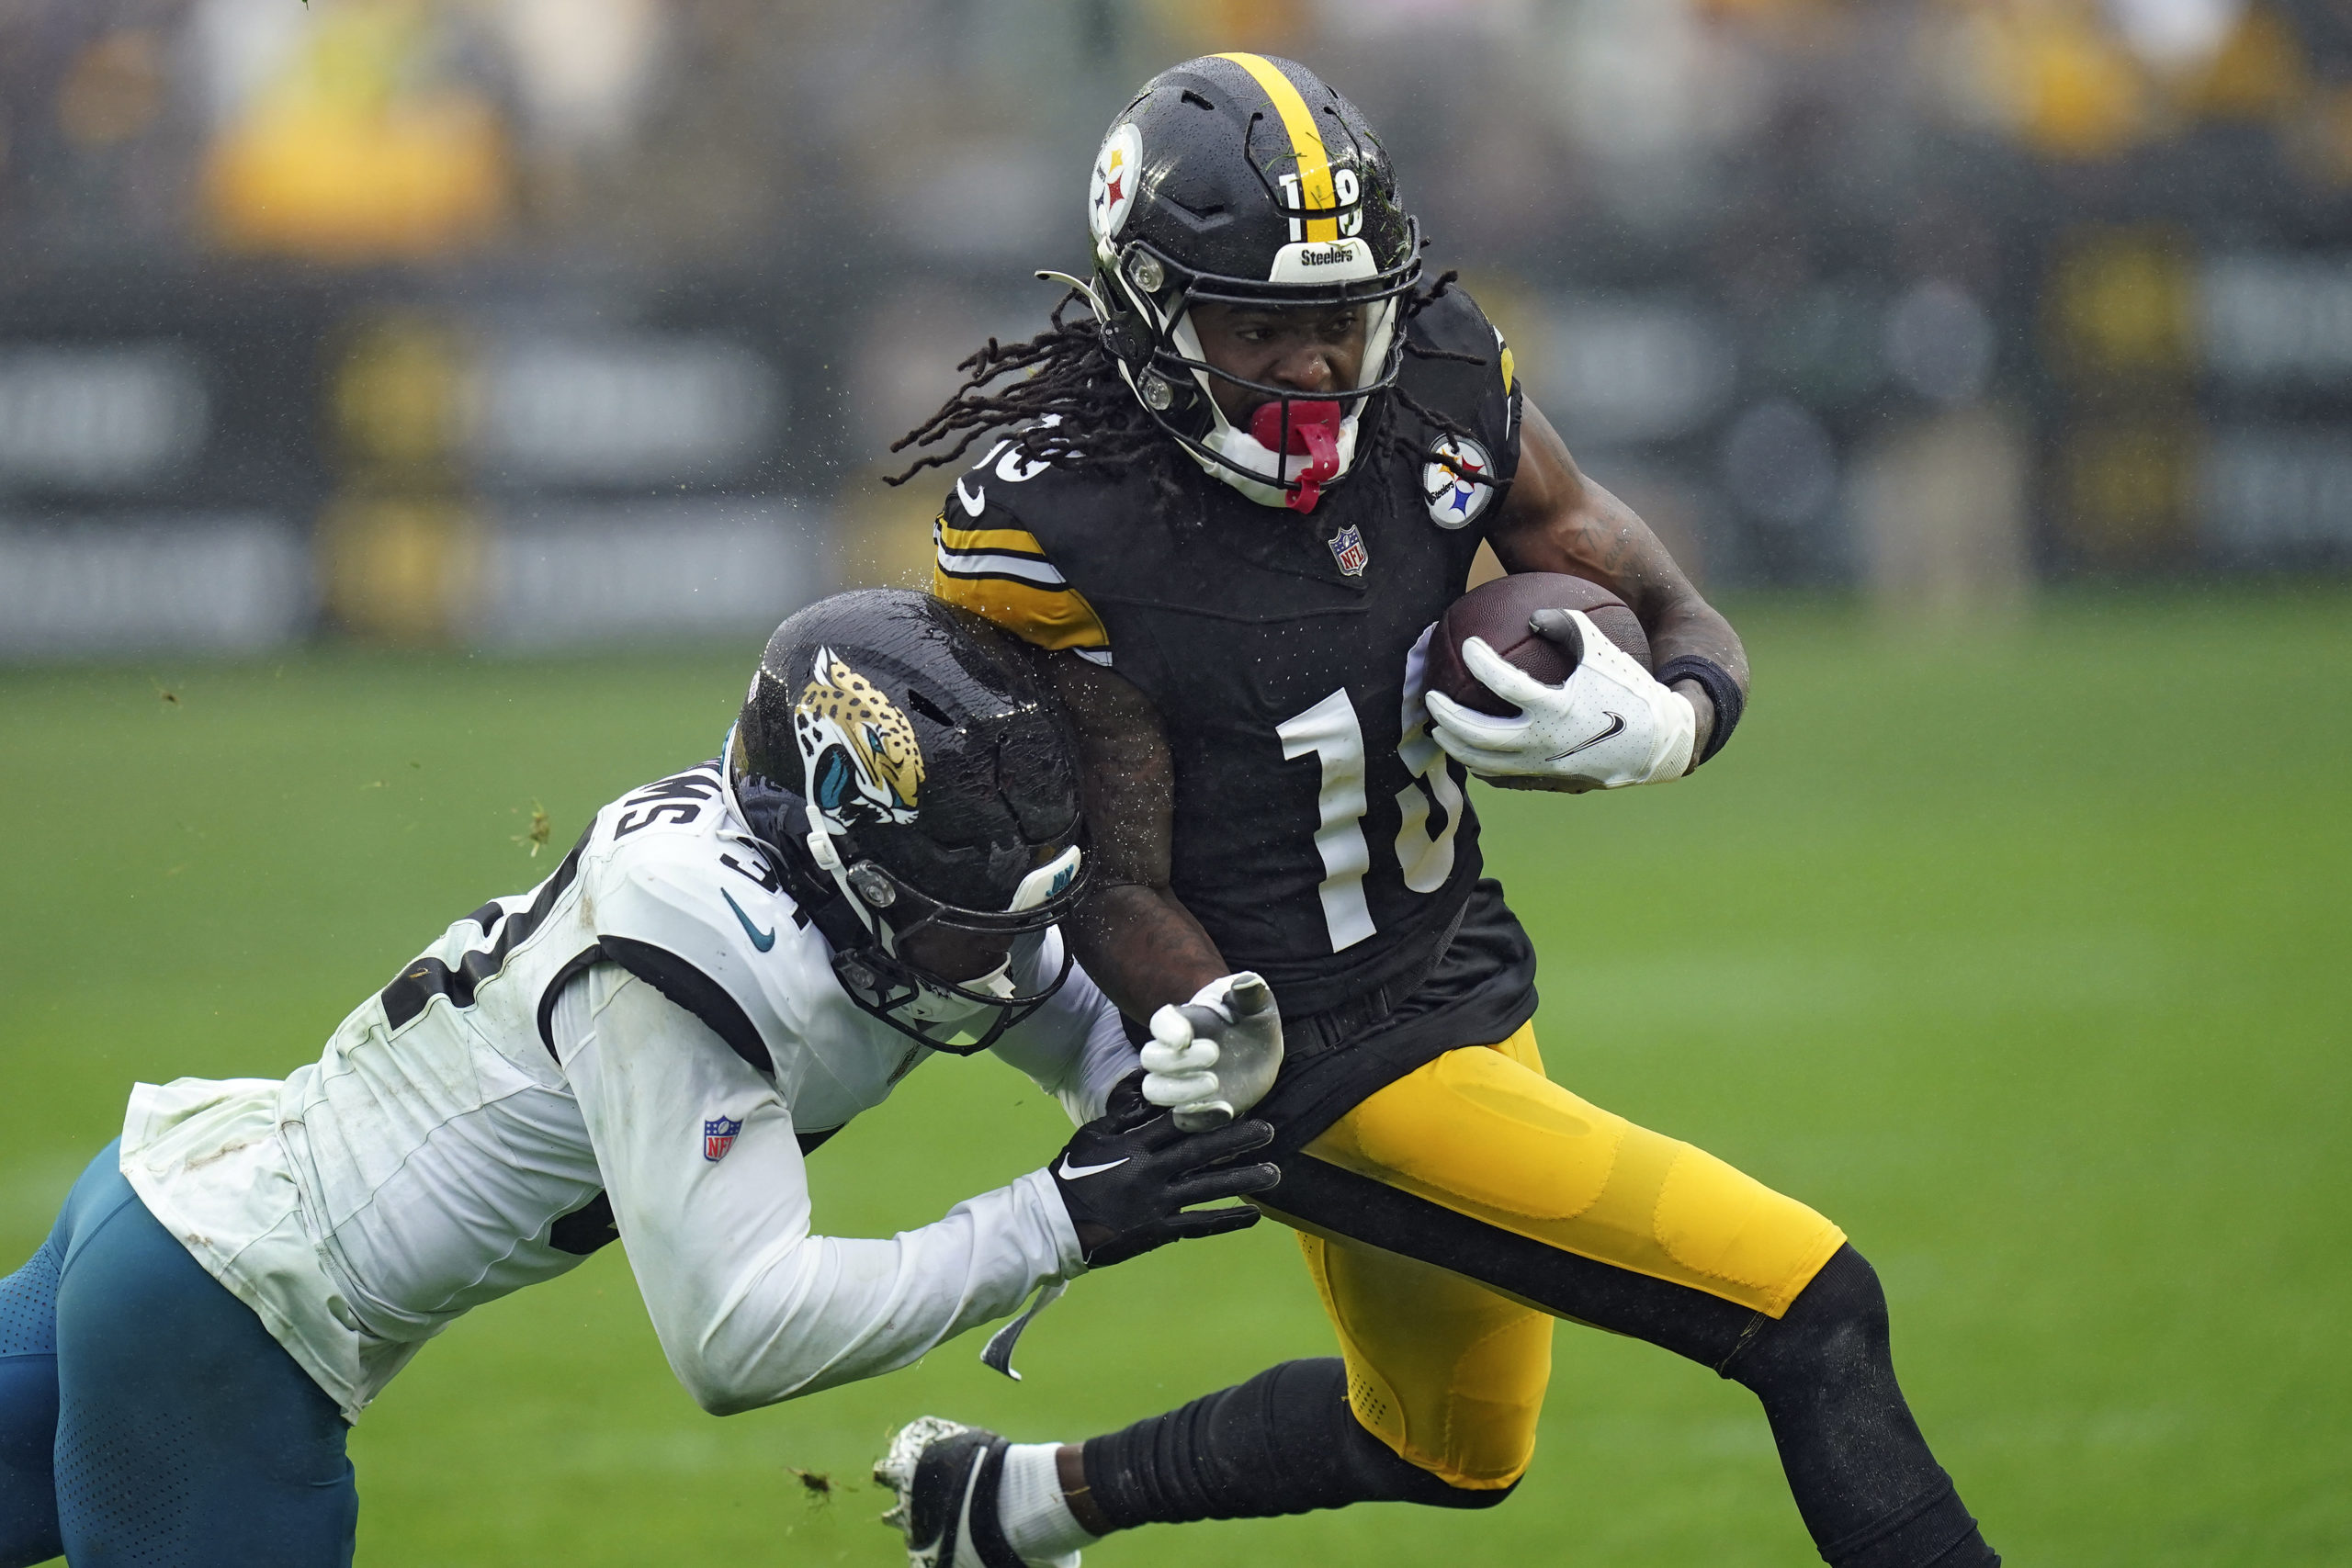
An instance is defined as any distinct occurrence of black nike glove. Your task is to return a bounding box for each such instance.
[1049,1071,1281,1269]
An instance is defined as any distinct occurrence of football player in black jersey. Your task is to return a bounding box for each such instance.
[876,53,1998,1568]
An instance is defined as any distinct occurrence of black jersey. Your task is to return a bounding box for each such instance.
[933,288,1523,1021]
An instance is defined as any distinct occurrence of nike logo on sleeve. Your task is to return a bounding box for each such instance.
[721,889,776,952]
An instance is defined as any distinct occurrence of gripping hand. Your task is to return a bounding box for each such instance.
[1049,1073,1279,1268]
[1424,608,1695,792]
[1141,972,1283,1132]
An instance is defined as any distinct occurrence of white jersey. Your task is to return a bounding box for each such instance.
[119,760,1135,1423]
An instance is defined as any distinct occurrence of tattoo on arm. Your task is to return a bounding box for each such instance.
[1047,654,1230,1017]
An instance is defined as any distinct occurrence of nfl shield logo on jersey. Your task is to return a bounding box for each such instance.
[1329,525,1370,577]
[703,1115,743,1163]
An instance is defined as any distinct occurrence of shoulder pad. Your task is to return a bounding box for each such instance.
[930,445,1114,657]
[1407,283,1503,365]
[1400,283,1521,486]
[579,764,831,1077]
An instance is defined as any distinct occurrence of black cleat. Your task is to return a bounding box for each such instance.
[876,1416,1064,1568]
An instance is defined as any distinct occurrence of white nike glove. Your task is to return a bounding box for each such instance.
[1141,973,1283,1132]
[1424,609,1695,792]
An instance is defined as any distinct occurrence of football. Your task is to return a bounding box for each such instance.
[1428,572,1650,716]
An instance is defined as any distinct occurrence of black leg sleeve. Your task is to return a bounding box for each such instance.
[1722,1247,1998,1568]
[1079,1358,1511,1531]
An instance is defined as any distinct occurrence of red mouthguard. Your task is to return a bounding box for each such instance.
[1249,400,1343,513]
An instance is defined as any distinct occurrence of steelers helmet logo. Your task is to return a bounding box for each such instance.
[1424,435,1494,529]
[1088,122,1144,261]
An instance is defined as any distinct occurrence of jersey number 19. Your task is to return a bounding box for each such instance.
[1277,684,1465,953]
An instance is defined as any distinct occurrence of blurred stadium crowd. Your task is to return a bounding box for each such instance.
[2,0,2349,657]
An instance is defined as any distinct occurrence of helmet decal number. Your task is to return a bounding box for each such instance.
[1089,122,1144,258]
[1334,167,1363,238]
[1273,168,1361,243]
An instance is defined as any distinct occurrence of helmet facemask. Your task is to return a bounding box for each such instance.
[1093,226,1418,516]
[797,815,1085,1054]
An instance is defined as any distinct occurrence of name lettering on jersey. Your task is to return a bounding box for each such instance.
[703,1115,743,1162]
[1423,436,1494,529]
[614,770,721,838]
[795,650,925,833]
[380,829,588,1032]
[1328,524,1370,577]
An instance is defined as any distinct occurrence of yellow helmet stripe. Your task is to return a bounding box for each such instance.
[1214,52,1340,244]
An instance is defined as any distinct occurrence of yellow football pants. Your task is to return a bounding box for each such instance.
[1274,1024,1848,1491]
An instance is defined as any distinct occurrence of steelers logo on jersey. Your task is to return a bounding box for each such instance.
[1089,122,1144,260]
[794,649,925,830]
[1423,435,1494,529]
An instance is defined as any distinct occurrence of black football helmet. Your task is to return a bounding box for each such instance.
[1074,53,1421,513]
[729,589,1088,1054]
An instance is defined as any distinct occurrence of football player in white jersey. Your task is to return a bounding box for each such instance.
[0,590,1278,1568]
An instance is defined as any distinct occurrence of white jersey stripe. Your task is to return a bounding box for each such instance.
[934,546,1069,589]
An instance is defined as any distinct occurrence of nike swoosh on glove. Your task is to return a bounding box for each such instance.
[1048,1072,1279,1269]
[1425,607,1695,791]
[1141,972,1283,1132]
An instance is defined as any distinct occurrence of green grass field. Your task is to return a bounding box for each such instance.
[2,591,2346,1566]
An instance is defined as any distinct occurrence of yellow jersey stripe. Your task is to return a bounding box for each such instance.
[1216,52,1340,244]
[931,570,1111,653]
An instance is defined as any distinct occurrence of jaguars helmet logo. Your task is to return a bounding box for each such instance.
[793,649,926,829]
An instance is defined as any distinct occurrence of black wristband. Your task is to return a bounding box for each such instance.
[1654,655,1745,767]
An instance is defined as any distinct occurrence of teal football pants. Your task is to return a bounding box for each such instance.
[0,1143,356,1567]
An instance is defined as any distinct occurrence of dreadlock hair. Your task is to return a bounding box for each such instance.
[885,287,1198,523]
[886,267,1506,521]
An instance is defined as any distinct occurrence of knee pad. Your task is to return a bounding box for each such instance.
[1291,1360,1521,1512]
[1343,1366,1525,1505]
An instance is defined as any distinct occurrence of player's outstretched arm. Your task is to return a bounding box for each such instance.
[561,967,1081,1412]
[1487,397,1748,761]
[560,968,1272,1414]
